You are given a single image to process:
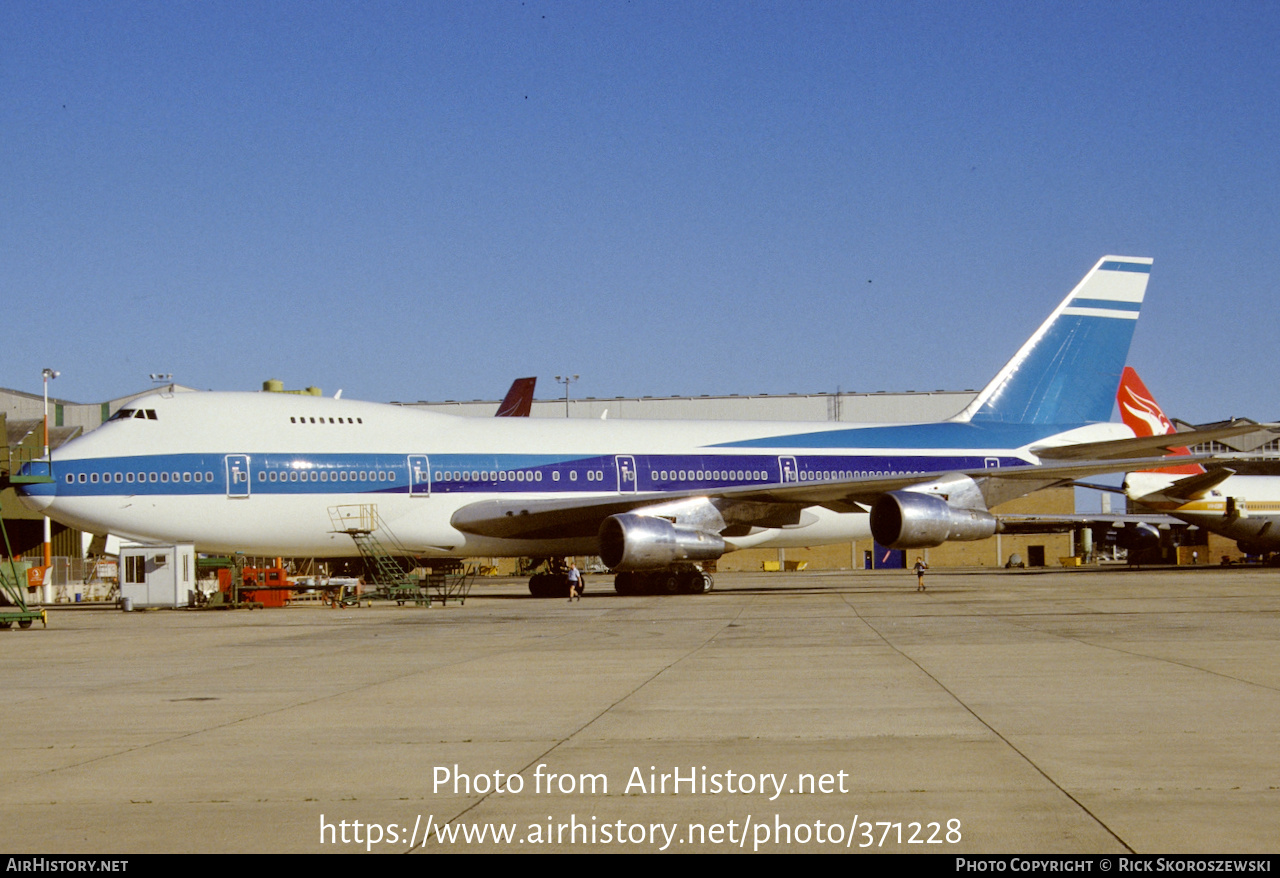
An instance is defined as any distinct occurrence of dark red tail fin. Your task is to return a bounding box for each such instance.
[495,377,536,417]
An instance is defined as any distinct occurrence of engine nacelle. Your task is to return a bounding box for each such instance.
[869,491,997,549]
[599,513,726,571]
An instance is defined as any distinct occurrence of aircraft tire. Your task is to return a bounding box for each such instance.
[614,572,635,595]
[529,574,550,597]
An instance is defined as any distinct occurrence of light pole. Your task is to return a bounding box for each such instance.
[41,368,59,459]
[40,368,59,596]
[554,374,579,417]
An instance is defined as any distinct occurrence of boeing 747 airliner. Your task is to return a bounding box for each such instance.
[17,256,1222,593]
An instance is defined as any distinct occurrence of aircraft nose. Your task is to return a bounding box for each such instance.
[12,461,57,513]
[17,487,55,513]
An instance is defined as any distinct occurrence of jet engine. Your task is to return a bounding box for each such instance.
[598,513,726,570]
[869,490,997,549]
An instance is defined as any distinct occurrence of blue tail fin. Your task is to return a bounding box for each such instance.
[953,256,1151,426]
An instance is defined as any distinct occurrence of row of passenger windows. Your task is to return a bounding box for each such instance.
[68,464,918,488]
[68,469,398,485]
[646,468,912,483]
[69,471,213,484]
[258,469,393,483]
[289,416,364,424]
[436,470,543,482]
[799,470,906,480]
[652,469,767,482]
[434,470,644,483]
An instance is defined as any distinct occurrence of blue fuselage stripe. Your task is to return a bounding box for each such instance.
[29,450,1030,498]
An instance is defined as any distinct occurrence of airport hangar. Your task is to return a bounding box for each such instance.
[1,380,1251,576]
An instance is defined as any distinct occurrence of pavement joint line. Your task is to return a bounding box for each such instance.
[838,591,1138,855]
[992,617,1280,695]
[431,595,754,836]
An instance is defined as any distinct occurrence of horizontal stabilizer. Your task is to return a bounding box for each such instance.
[1031,421,1258,461]
[1153,466,1236,502]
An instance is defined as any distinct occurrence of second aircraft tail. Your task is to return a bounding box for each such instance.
[1116,366,1204,476]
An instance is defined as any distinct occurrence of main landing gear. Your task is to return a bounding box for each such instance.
[528,570,573,598]
[525,560,713,597]
[613,566,713,595]
[526,557,578,598]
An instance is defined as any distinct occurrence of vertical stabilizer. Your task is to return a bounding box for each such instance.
[495,377,537,417]
[954,257,1151,425]
[1116,366,1204,475]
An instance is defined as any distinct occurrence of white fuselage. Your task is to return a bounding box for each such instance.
[18,390,1108,558]
[1125,471,1280,553]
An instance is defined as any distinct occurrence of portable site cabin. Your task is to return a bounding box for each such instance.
[119,543,196,609]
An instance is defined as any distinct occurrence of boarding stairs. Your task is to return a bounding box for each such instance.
[327,505,425,603]
[0,442,49,630]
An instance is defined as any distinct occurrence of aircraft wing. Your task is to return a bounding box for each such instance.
[453,493,694,540]
[1029,421,1259,461]
[993,512,1184,534]
[450,455,1207,541]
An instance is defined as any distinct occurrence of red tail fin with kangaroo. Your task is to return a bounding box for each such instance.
[1116,367,1203,475]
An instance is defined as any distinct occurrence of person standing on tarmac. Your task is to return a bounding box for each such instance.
[913,556,928,592]
[567,561,581,602]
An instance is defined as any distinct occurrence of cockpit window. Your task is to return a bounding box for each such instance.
[108,408,158,421]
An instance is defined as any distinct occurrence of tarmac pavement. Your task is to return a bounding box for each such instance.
[1,567,1277,853]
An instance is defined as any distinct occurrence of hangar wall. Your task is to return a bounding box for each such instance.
[399,389,978,423]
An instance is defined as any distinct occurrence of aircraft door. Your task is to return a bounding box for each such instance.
[779,456,798,483]
[225,455,251,498]
[408,455,431,497]
[615,456,637,493]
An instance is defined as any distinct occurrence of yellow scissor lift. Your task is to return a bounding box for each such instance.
[1,449,50,630]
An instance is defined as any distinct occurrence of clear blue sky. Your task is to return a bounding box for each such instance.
[4,1,1277,424]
